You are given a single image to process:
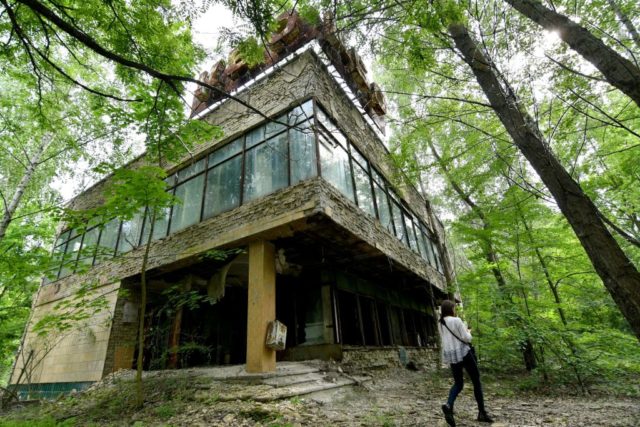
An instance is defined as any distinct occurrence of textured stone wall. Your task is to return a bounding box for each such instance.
[341,346,440,372]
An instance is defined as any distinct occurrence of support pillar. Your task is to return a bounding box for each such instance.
[246,240,276,373]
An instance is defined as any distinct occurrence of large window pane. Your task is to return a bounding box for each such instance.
[48,239,68,283]
[319,136,355,202]
[96,219,119,262]
[289,100,313,124]
[405,215,419,253]
[141,206,170,241]
[59,234,81,278]
[432,241,444,273]
[265,114,286,139]
[246,125,265,149]
[118,210,144,253]
[209,138,242,166]
[424,232,437,268]
[389,196,406,244]
[176,159,205,183]
[417,226,429,261]
[170,175,205,233]
[78,227,100,267]
[290,120,317,184]
[203,155,242,218]
[374,183,393,232]
[353,161,375,217]
[243,134,288,202]
[317,109,347,147]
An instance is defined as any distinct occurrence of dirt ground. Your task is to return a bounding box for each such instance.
[3,367,639,426]
[147,367,640,426]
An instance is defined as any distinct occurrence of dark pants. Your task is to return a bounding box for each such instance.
[447,351,485,413]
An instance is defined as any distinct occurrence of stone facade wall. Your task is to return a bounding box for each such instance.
[341,346,440,372]
[318,182,446,289]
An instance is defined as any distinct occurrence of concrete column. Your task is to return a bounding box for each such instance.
[246,240,276,373]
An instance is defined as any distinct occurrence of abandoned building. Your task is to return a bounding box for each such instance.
[11,12,451,397]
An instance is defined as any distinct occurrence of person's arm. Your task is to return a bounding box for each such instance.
[454,318,473,343]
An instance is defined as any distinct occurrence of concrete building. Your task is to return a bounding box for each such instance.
[11,13,450,398]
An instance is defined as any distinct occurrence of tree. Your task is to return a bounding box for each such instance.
[503,0,640,108]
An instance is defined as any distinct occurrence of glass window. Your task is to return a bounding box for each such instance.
[389,195,407,244]
[148,206,171,241]
[265,114,286,139]
[290,120,317,184]
[48,238,68,282]
[55,230,70,247]
[405,215,419,253]
[165,173,177,187]
[78,227,100,267]
[424,232,437,268]
[289,100,313,125]
[95,219,119,262]
[319,135,355,202]
[209,138,242,166]
[246,125,265,149]
[170,174,205,233]
[118,210,144,253]
[59,234,81,278]
[317,108,348,147]
[432,241,444,273]
[350,145,367,169]
[203,155,242,218]
[176,159,205,183]
[353,160,376,217]
[243,133,288,202]
[374,183,393,232]
[417,225,429,261]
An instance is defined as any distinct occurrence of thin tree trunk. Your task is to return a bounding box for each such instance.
[427,140,537,370]
[504,0,640,108]
[449,23,640,341]
[606,0,640,51]
[135,208,156,408]
[517,210,568,326]
[0,138,49,241]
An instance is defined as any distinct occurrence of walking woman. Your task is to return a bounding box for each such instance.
[439,300,493,426]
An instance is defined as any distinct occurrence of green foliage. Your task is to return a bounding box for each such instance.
[237,37,266,67]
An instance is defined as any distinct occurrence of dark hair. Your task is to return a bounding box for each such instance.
[440,300,456,324]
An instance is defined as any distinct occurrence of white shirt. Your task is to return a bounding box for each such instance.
[439,316,472,364]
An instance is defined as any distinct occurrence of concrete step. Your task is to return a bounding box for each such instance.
[192,361,322,384]
[254,377,357,402]
[262,372,325,388]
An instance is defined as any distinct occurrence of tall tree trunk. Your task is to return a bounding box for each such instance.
[605,0,640,51]
[0,138,49,241]
[449,23,640,341]
[427,140,537,370]
[504,0,640,108]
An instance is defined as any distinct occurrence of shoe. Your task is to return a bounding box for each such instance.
[441,404,456,427]
[477,411,494,423]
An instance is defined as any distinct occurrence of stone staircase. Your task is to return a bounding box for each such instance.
[191,361,370,402]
